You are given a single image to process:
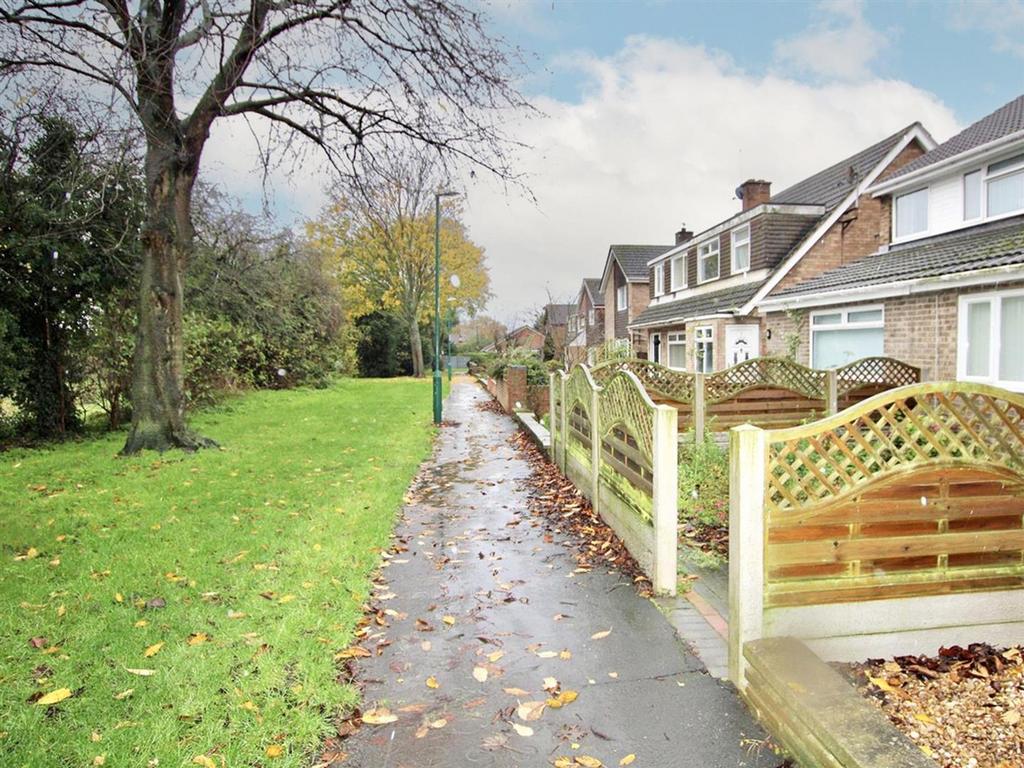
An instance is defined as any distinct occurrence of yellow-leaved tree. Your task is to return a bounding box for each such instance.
[308,153,489,377]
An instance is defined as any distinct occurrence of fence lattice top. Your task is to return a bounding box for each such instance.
[705,357,826,404]
[564,365,598,417]
[598,371,657,465]
[591,359,695,403]
[765,382,1024,516]
[835,356,921,396]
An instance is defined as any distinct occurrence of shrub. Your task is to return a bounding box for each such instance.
[677,433,729,531]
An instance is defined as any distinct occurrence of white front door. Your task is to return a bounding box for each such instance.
[725,325,760,367]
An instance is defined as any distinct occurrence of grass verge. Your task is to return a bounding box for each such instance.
[0,378,436,767]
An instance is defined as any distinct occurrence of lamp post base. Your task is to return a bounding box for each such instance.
[432,369,443,424]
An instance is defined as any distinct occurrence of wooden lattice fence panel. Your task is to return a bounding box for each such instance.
[705,357,826,404]
[598,371,656,508]
[590,359,695,404]
[835,356,921,411]
[762,383,1024,607]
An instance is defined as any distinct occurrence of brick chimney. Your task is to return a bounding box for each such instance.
[736,179,771,211]
[674,225,694,245]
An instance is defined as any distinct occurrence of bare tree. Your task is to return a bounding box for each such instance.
[1,0,528,452]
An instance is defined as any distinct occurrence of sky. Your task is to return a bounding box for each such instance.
[202,0,1024,325]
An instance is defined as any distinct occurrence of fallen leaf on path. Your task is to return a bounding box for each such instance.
[426,676,439,689]
[429,718,447,729]
[547,690,578,708]
[516,700,546,722]
[473,666,488,683]
[591,629,612,640]
[867,676,895,693]
[192,757,216,768]
[560,650,572,660]
[36,688,72,706]
[335,647,371,660]
[576,757,603,768]
[535,651,558,659]
[620,755,636,765]
[113,688,133,700]
[125,668,156,676]
[421,640,432,651]
[542,677,559,692]
[265,744,283,758]
[362,708,398,725]
[512,723,534,737]
[503,687,530,696]
[187,633,208,646]
[442,615,456,626]
[554,759,574,768]
[487,650,505,663]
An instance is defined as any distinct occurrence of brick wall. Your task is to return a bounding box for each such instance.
[772,142,927,294]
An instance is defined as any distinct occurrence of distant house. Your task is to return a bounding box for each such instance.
[598,244,673,356]
[758,94,1024,388]
[566,278,605,364]
[541,303,574,360]
[629,122,935,372]
[503,325,545,353]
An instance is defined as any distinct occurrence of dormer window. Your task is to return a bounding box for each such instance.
[963,170,982,220]
[987,153,1024,217]
[654,263,665,296]
[894,188,928,239]
[698,240,720,283]
[731,224,751,273]
[670,254,686,291]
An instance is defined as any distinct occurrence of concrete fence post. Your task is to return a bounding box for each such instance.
[549,373,558,462]
[589,383,601,504]
[693,372,706,440]
[559,373,568,471]
[651,404,679,596]
[728,424,767,691]
[826,368,839,416]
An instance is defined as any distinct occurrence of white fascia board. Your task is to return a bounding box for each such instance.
[740,125,930,316]
[597,249,616,295]
[757,263,1024,312]
[628,312,735,331]
[645,204,826,267]
[869,129,1024,197]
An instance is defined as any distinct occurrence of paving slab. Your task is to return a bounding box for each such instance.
[341,381,783,768]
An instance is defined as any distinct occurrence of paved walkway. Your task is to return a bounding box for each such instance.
[342,381,783,767]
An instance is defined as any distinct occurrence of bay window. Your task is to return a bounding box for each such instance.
[731,224,751,273]
[810,306,884,369]
[667,332,686,370]
[894,188,928,239]
[698,240,720,283]
[959,290,1024,390]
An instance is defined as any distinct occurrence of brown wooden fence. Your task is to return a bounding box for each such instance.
[729,381,1024,685]
[591,355,920,436]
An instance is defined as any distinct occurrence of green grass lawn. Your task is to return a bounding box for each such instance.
[0,378,438,767]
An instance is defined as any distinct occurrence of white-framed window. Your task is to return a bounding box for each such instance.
[963,170,982,221]
[616,284,628,311]
[670,254,686,291]
[731,224,751,273]
[649,332,661,363]
[894,188,928,239]
[810,305,884,369]
[667,331,686,370]
[698,240,720,283]
[958,289,1024,391]
[694,326,714,372]
[654,263,665,296]
[986,153,1024,218]
[588,308,595,326]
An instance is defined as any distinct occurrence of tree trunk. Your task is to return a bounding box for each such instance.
[121,140,214,454]
[409,317,425,378]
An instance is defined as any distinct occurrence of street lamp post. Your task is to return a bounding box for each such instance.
[433,190,459,424]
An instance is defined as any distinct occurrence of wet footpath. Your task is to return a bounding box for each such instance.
[340,379,785,768]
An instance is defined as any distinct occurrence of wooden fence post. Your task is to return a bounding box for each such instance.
[728,424,766,691]
[589,383,601,504]
[693,372,706,440]
[826,368,838,415]
[652,404,679,596]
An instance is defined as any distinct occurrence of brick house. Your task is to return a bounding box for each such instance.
[599,244,673,356]
[497,325,545,353]
[566,278,605,364]
[628,122,935,372]
[758,94,1024,389]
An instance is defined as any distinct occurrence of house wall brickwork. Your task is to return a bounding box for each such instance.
[762,279,1024,381]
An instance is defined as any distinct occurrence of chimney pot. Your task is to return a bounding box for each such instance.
[674,225,694,245]
[736,179,772,212]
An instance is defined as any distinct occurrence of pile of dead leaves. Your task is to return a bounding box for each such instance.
[509,431,653,598]
[844,643,1024,767]
[680,519,728,557]
[475,397,506,415]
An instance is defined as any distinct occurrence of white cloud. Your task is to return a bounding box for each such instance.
[198,35,960,325]
[773,0,890,81]
[950,0,1024,58]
